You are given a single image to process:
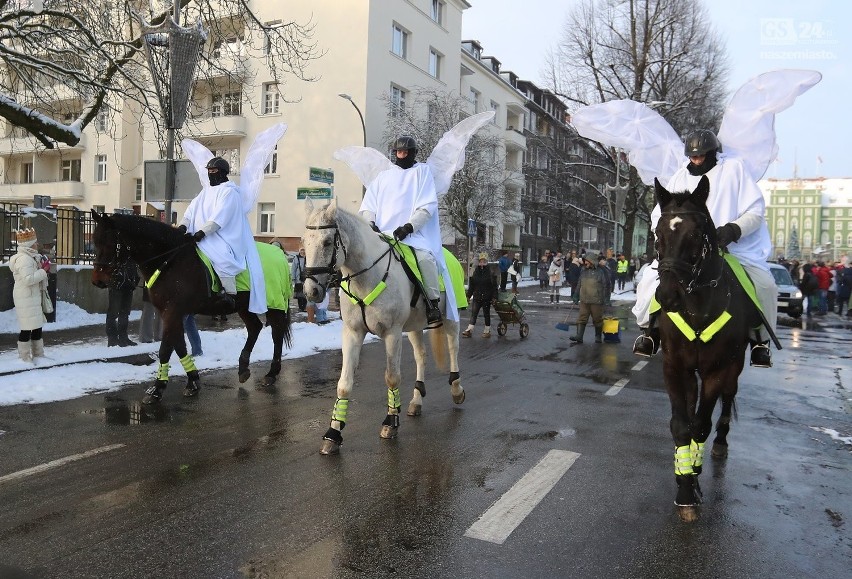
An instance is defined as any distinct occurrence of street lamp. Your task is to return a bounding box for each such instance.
[139,9,205,223]
[338,93,366,147]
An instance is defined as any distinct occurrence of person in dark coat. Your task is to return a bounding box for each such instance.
[462,254,498,338]
[106,259,140,347]
[569,255,612,344]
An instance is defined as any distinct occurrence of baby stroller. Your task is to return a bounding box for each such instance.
[493,291,530,339]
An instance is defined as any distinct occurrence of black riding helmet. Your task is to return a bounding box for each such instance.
[684,129,722,157]
[206,156,230,186]
[391,135,417,169]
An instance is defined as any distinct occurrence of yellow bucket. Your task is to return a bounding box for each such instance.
[603,318,620,334]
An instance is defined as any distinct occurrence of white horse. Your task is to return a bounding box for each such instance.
[303,201,464,455]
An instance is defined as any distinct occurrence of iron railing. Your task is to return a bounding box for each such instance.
[0,203,97,265]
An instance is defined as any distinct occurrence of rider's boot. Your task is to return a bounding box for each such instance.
[633,312,660,357]
[749,339,772,368]
[212,275,237,313]
[426,299,443,329]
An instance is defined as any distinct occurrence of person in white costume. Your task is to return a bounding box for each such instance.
[179,156,265,313]
[359,135,443,327]
[632,130,776,367]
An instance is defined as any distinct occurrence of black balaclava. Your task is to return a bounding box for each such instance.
[207,157,230,186]
[394,151,416,170]
[687,150,718,176]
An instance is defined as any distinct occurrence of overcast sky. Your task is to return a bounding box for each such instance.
[462,0,849,180]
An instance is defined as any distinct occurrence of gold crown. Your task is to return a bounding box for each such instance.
[15,228,37,244]
[478,253,488,260]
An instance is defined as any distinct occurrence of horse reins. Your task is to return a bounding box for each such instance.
[304,220,401,333]
[656,210,724,294]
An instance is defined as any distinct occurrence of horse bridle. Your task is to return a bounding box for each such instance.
[656,209,724,294]
[92,234,131,277]
[304,220,398,301]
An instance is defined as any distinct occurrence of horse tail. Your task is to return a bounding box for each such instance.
[283,309,293,348]
[429,326,449,372]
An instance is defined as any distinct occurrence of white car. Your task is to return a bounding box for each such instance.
[768,262,803,319]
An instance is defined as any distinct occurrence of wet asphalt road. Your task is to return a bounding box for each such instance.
[0,292,850,579]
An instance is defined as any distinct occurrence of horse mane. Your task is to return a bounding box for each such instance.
[110,214,186,246]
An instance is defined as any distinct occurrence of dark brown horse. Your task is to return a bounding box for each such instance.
[653,176,762,522]
[90,211,292,404]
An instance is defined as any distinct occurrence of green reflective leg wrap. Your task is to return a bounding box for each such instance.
[179,354,197,373]
[156,363,170,382]
[331,398,349,424]
[674,444,694,475]
[691,440,705,471]
[387,387,401,413]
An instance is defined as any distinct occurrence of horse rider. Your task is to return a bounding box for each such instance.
[632,129,777,367]
[179,157,265,313]
[359,135,444,327]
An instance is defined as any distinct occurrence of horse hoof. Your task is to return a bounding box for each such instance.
[677,505,700,523]
[183,381,200,398]
[261,375,277,387]
[142,393,159,405]
[238,369,251,383]
[319,440,340,455]
[407,403,422,416]
[711,443,728,459]
[452,389,466,405]
[380,425,398,439]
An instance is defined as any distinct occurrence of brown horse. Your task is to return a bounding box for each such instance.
[653,176,762,522]
[90,211,292,404]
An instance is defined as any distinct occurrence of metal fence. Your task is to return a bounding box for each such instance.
[0,203,97,265]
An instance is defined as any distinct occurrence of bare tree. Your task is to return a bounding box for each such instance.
[543,0,729,256]
[380,87,510,245]
[0,0,321,149]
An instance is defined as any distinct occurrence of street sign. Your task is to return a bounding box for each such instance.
[467,218,477,238]
[297,187,333,200]
[309,167,334,184]
[144,159,203,201]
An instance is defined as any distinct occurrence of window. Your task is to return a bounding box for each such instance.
[390,85,406,117]
[213,91,241,117]
[21,163,33,184]
[135,178,142,201]
[259,203,275,234]
[469,87,480,113]
[95,154,107,182]
[264,21,282,55]
[262,83,279,115]
[429,48,442,79]
[536,216,542,236]
[213,36,240,58]
[264,145,278,174]
[431,0,444,24]
[96,108,108,132]
[392,24,408,59]
[61,159,81,181]
[490,100,500,125]
[212,148,240,172]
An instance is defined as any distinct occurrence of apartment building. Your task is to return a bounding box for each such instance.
[760,177,852,261]
[2,1,502,250]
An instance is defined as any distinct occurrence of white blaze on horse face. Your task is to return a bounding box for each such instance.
[668,216,683,231]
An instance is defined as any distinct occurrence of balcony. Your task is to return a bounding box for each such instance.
[505,165,525,188]
[197,51,249,81]
[187,115,247,138]
[504,126,526,152]
[0,179,84,202]
[0,132,87,156]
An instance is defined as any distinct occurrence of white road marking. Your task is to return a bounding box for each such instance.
[464,449,581,544]
[605,378,630,396]
[0,443,125,485]
[632,360,648,371]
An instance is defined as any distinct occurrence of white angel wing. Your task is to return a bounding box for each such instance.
[571,100,684,186]
[426,110,496,195]
[718,69,822,182]
[181,138,214,194]
[332,146,394,189]
[239,122,288,213]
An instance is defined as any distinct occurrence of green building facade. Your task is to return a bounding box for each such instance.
[761,178,852,263]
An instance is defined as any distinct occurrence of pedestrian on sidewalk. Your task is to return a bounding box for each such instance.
[105,257,140,347]
[290,246,308,313]
[498,251,511,292]
[139,286,162,343]
[548,253,564,303]
[509,252,522,294]
[537,255,549,289]
[9,228,50,362]
[569,255,612,344]
[462,253,498,338]
[184,315,203,356]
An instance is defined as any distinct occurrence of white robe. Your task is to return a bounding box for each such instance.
[359,162,460,322]
[633,155,776,331]
[182,181,267,314]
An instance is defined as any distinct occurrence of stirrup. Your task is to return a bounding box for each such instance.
[632,334,658,357]
[749,342,772,368]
